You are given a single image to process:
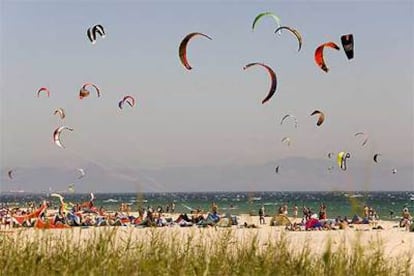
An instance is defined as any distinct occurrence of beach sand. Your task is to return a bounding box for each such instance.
[3,214,413,266]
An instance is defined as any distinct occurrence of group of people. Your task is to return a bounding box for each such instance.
[0,200,237,229]
[362,205,379,221]
[258,203,326,226]
[0,197,101,228]
[1,198,413,232]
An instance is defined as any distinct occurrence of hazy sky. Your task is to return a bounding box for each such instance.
[1,1,413,192]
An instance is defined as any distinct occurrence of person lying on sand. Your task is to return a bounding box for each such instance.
[286,222,302,231]
[338,219,349,230]
[243,222,258,228]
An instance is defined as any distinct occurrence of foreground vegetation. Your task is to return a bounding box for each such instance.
[0,228,412,276]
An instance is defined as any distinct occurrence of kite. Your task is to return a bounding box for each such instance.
[79,83,100,99]
[373,153,382,163]
[252,12,281,34]
[8,170,13,179]
[341,34,354,60]
[281,137,291,146]
[178,32,212,70]
[53,126,74,149]
[87,24,106,44]
[311,110,325,126]
[53,108,65,119]
[274,26,302,51]
[37,87,50,97]
[243,63,277,104]
[337,151,351,171]
[280,114,298,128]
[354,132,368,146]
[78,168,86,179]
[51,193,64,204]
[314,42,340,72]
[118,95,135,109]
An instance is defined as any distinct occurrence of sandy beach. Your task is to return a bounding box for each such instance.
[1,212,413,275]
[3,214,413,262]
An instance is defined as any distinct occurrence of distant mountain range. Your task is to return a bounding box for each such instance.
[1,157,412,193]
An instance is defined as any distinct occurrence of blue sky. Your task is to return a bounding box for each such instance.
[1,1,413,192]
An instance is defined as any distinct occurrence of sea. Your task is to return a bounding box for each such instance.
[1,191,413,221]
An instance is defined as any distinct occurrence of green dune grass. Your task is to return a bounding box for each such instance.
[0,228,412,276]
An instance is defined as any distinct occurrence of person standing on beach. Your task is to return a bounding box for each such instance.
[363,205,369,218]
[283,204,288,216]
[293,204,298,220]
[319,202,327,220]
[259,205,265,224]
[278,205,284,215]
[302,206,309,218]
[211,202,218,214]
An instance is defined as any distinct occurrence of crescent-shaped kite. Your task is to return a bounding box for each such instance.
[51,193,64,204]
[243,63,277,104]
[78,168,86,179]
[178,32,212,70]
[8,169,13,179]
[87,24,106,44]
[354,132,368,147]
[314,42,340,72]
[281,137,291,146]
[252,12,281,34]
[53,126,74,149]
[118,95,135,109]
[53,108,65,120]
[280,114,298,128]
[37,87,50,97]
[79,82,100,99]
[311,110,325,126]
[274,26,302,52]
[373,153,382,163]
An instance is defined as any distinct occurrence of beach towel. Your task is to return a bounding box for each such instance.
[305,218,322,230]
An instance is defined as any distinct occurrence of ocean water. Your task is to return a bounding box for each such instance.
[1,191,413,220]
